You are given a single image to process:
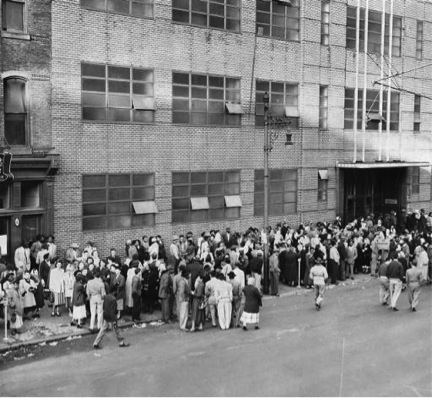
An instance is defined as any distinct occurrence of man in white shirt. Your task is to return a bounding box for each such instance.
[329,239,340,285]
[205,271,220,327]
[309,256,328,310]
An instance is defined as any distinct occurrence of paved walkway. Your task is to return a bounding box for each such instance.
[0,275,372,353]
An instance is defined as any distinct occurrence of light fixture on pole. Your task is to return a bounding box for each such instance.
[262,92,292,295]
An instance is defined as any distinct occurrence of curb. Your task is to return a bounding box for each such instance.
[0,316,161,355]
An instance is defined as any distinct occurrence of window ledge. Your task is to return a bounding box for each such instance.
[1,31,31,40]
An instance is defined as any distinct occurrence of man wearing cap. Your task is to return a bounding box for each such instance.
[168,235,180,273]
[309,256,328,310]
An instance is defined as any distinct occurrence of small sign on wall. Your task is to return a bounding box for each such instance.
[385,199,398,205]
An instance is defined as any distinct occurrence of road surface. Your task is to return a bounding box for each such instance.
[1,279,431,396]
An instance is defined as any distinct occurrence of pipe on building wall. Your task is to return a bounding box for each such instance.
[361,0,369,162]
[353,0,361,163]
[386,0,394,162]
[378,0,386,161]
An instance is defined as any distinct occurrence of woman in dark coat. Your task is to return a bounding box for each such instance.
[240,276,262,331]
[190,271,205,332]
[71,274,86,328]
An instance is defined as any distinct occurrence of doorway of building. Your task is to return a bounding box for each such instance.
[21,215,42,245]
[343,167,407,222]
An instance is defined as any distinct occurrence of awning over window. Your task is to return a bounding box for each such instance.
[367,113,385,122]
[225,103,244,114]
[336,161,430,169]
[285,106,299,117]
[318,170,329,180]
[191,197,209,210]
[132,201,158,214]
[225,195,242,208]
[133,96,155,110]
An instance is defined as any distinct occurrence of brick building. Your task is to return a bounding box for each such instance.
[1,0,432,260]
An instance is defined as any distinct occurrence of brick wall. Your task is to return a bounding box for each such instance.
[47,0,432,256]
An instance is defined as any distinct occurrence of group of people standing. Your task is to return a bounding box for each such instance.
[1,207,431,344]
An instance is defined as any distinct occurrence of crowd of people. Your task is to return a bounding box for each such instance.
[0,207,431,343]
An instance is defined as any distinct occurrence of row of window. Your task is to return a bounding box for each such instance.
[82,169,308,230]
[3,0,427,59]
[6,68,426,147]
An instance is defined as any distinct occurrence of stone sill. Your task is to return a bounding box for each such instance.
[1,31,31,41]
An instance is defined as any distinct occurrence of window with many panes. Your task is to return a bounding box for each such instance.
[255,80,299,127]
[3,77,27,146]
[319,85,328,130]
[256,0,299,41]
[82,174,156,231]
[411,167,420,195]
[81,63,155,123]
[416,21,423,60]
[172,72,241,126]
[80,0,154,18]
[172,170,241,223]
[321,0,329,45]
[414,94,421,132]
[2,0,25,32]
[344,88,400,131]
[254,169,297,216]
[318,170,328,202]
[172,0,240,32]
[346,7,402,57]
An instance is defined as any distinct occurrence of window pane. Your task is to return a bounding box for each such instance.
[191,209,208,222]
[109,188,130,201]
[172,210,190,223]
[173,9,190,22]
[107,0,130,14]
[82,63,106,77]
[81,0,105,11]
[132,2,154,17]
[191,172,207,183]
[83,217,107,230]
[4,114,26,146]
[132,187,154,200]
[83,203,107,216]
[132,213,155,226]
[172,198,190,210]
[4,78,26,113]
[83,92,106,107]
[83,78,106,92]
[173,185,189,197]
[107,108,131,122]
[133,174,154,186]
[21,182,41,208]
[209,171,224,182]
[83,107,106,121]
[3,0,24,31]
[190,184,207,196]
[108,201,130,214]
[108,215,131,228]
[83,189,106,202]
[109,174,130,187]
[225,207,240,219]
[83,175,106,188]
[108,80,130,93]
[133,110,154,123]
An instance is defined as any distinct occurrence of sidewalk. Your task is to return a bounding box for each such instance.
[0,275,372,353]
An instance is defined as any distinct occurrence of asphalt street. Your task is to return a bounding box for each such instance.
[1,279,431,397]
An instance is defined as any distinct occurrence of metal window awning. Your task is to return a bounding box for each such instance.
[285,106,300,117]
[191,197,209,210]
[225,103,244,114]
[336,161,430,169]
[318,170,329,180]
[225,195,242,208]
[132,201,158,214]
[367,113,385,122]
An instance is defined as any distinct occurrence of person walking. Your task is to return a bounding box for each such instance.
[377,259,390,306]
[386,253,404,311]
[406,262,425,312]
[86,269,106,332]
[93,286,129,349]
[240,277,262,331]
[309,256,328,310]
[228,271,242,328]
[269,248,280,296]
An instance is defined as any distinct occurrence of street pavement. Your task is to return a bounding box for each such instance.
[0,278,431,397]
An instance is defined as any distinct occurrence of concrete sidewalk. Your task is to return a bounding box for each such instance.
[0,275,372,353]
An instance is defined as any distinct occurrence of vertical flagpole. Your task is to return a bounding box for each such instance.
[353,0,361,163]
[386,0,394,162]
[378,0,386,161]
[361,0,369,162]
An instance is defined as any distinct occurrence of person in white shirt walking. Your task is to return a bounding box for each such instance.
[215,273,233,330]
[309,256,328,310]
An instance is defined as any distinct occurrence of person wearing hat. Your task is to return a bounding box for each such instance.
[269,248,280,296]
[167,235,180,273]
[309,256,328,310]
[66,243,81,264]
[228,271,242,328]
[385,253,404,311]
[240,276,262,331]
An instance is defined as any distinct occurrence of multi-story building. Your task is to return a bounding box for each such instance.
[1,0,432,260]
